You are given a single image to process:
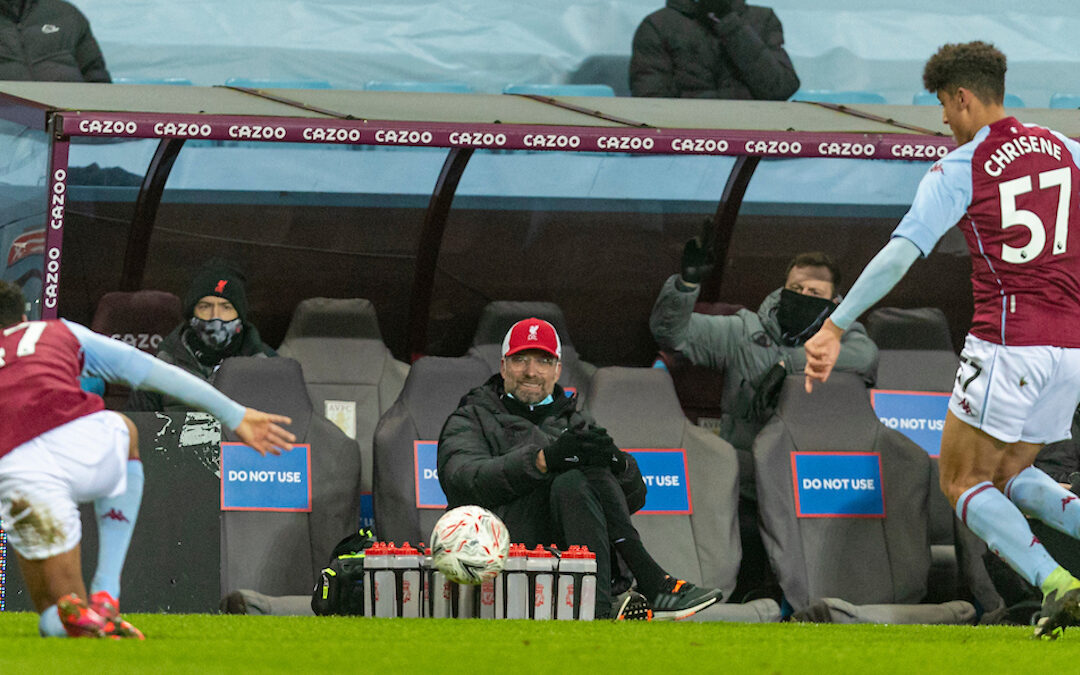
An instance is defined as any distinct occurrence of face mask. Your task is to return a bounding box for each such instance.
[776,289,836,345]
[189,316,242,351]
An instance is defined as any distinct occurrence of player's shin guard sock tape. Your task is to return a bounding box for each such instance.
[91,459,144,599]
[1005,466,1080,538]
[958,481,1060,588]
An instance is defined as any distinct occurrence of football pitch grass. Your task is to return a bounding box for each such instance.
[2,612,1079,673]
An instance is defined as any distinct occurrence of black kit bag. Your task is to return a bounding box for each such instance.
[311,529,375,616]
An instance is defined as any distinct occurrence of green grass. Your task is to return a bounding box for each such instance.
[1,613,1079,673]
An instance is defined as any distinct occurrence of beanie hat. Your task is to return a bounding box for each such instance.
[502,317,561,359]
[183,260,249,321]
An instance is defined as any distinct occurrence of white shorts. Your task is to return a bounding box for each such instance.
[0,411,131,560]
[949,334,1080,444]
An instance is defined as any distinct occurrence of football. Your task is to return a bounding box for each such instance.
[429,505,510,585]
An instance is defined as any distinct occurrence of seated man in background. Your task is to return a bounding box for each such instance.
[0,280,294,638]
[0,0,111,82]
[438,317,722,620]
[129,260,276,412]
[630,0,798,100]
[650,244,877,598]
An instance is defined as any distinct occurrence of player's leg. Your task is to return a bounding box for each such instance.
[1001,350,1080,541]
[15,547,86,612]
[939,413,1079,638]
[939,412,1061,588]
[13,547,105,637]
[89,413,144,602]
[0,474,101,636]
[1004,464,1080,538]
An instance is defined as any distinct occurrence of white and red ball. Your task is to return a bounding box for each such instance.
[429,505,510,585]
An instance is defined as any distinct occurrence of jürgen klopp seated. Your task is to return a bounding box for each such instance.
[437,317,723,620]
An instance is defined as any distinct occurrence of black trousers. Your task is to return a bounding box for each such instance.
[496,466,639,618]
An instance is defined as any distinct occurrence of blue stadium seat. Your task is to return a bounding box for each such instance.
[914,91,1025,107]
[113,77,193,86]
[793,89,886,104]
[503,83,615,97]
[1004,93,1025,108]
[224,77,332,89]
[1050,93,1080,109]
[364,80,474,93]
[912,91,938,106]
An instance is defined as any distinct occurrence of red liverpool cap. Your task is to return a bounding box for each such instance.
[502,317,561,359]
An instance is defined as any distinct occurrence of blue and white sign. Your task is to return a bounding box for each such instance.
[627,449,692,515]
[415,440,447,509]
[220,442,311,512]
[871,389,949,457]
[792,451,885,518]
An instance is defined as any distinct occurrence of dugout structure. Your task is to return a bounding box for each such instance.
[1,83,1078,611]
[5,81,1079,358]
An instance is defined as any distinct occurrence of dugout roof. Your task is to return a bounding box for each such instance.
[1,80,1079,142]
[1,80,1076,356]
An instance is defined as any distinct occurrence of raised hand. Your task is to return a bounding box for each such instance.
[803,319,843,393]
[234,408,296,456]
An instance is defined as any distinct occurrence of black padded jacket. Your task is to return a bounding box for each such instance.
[438,374,647,516]
[126,321,276,412]
[0,0,109,82]
[630,0,797,100]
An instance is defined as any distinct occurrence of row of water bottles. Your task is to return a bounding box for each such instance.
[363,542,597,620]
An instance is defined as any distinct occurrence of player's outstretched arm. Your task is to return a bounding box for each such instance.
[804,318,843,392]
[803,237,923,393]
[234,409,296,456]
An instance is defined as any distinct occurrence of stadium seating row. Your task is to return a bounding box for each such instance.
[87,291,990,621]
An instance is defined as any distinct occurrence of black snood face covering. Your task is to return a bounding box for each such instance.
[777,289,836,345]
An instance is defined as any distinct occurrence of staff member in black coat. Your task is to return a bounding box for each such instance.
[631,0,798,100]
[0,0,110,82]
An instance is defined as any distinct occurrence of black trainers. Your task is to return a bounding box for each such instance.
[1034,587,1080,640]
[649,578,722,621]
[615,591,653,621]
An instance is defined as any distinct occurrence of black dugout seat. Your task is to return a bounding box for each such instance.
[215,357,362,596]
[277,297,409,524]
[864,306,957,391]
[90,289,183,409]
[584,367,742,604]
[754,373,974,623]
[372,356,490,545]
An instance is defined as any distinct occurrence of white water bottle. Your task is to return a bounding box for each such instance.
[396,543,422,618]
[479,578,497,619]
[555,545,596,621]
[497,543,529,619]
[526,545,555,620]
[457,583,478,618]
[363,542,391,617]
[424,547,453,618]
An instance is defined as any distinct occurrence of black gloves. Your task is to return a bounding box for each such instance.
[544,426,628,474]
[680,237,715,286]
[544,431,592,472]
[578,426,629,473]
